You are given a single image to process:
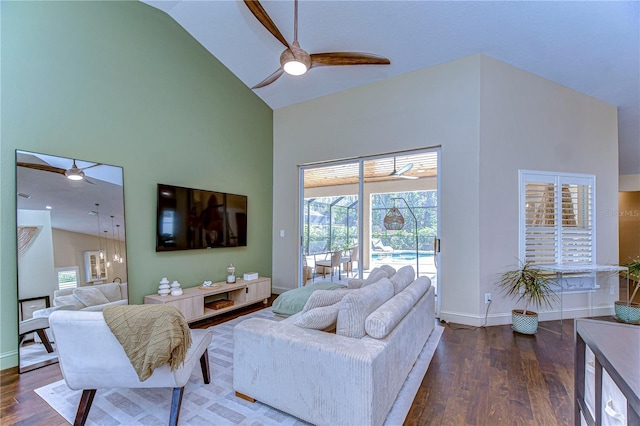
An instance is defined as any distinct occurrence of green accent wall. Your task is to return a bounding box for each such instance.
[1,1,273,369]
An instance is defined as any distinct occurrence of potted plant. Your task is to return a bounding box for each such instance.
[614,256,640,324]
[498,261,559,334]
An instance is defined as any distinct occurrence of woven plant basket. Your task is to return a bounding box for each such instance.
[512,309,538,334]
[614,301,640,324]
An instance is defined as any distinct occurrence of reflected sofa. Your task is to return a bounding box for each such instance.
[52,282,128,312]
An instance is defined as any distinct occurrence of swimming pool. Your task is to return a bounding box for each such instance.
[371,251,434,261]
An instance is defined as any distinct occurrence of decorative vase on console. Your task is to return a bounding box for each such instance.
[227,264,236,284]
[158,277,170,296]
[170,280,183,296]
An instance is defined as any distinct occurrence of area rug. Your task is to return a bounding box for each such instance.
[20,341,58,370]
[35,308,443,425]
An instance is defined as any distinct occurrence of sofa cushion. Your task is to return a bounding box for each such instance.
[73,287,110,307]
[380,265,396,278]
[82,299,128,311]
[293,304,340,330]
[337,277,394,338]
[365,276,431,339]
[271,282,345,317]
[347,267,388,289]
[302,289,350,312]
[97,282,123,302]
[389,265,416,294]
[54,294,87,310]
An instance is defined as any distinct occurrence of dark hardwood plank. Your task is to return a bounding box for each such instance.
[406,319,575,425]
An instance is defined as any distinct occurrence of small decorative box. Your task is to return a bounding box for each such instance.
[243,272,259,281]
[206,299,234,310]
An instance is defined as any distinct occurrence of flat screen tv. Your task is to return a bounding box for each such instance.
[156,183,247,251]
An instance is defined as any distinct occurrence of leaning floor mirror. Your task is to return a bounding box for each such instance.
[16,150,128,372]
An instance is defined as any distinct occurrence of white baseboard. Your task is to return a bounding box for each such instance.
[440,305,615,327]
[0,350,19,371]
[271,285,292,295]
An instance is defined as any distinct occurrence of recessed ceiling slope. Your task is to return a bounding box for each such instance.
[141,0,639,175]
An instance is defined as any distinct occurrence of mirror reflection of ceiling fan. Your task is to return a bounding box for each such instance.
[244,0,391,89]
[389,157,417,179]
[17,160,100,184]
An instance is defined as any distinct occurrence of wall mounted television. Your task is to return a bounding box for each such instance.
[156,183,247,251]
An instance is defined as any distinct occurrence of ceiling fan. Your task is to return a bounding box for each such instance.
[244,0,391,89]
[18,160,100,184]
[389,157,417,179]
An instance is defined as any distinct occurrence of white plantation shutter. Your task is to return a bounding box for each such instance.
[519,171,595,265]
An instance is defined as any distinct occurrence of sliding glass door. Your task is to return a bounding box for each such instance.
[299,149,440,313]
[300,160,360,284]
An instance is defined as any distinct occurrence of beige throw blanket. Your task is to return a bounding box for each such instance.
[104,305,192,381]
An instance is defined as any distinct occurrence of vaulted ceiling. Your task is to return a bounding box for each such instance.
[142,0,639,175]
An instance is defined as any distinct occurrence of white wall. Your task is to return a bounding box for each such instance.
[477,56,619,325]
[17,210,57,301]
[274,54,620,326]
[273,55,482,305]
[53,229,128,286]
[620,174,640,192]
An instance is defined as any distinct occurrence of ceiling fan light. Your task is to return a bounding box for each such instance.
[65,170,84,180]
[283,60,307,75]
[280,42,311,76]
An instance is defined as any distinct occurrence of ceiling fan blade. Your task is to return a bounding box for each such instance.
[252,68,285,89]
[396,163,413,176]
[399,175,418,180]
[243,0,289,48]
[79,162,101,171]
[310,52,390,68]
[17,162,65,175]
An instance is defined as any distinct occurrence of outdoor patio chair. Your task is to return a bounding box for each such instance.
[344,247,359,277]
[314,251,343,281]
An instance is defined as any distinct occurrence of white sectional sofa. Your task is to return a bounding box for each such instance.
[233,266,435,426]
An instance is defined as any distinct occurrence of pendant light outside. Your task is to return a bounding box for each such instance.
[383,207,405,231]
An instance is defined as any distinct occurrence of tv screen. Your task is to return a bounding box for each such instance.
[156,184,247,251]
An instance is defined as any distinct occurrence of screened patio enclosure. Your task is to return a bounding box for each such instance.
[302,191,437,280]
[303,196,359,255]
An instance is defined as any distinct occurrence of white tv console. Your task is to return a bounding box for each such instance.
[144,277,271,323]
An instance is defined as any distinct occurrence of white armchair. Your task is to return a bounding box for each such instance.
[49,310,212,426]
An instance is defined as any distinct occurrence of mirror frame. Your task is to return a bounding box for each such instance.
[16,150,128,373]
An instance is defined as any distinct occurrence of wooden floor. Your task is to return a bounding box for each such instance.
[1,300,576,425]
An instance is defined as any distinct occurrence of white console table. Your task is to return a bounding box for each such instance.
[532,264,628,333]
[144,277,271,323]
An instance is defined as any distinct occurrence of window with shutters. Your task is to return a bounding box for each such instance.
[519,170,595,265]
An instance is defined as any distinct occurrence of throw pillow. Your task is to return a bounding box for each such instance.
[271,282,345,317]
[302,289,350,313]
[336,277,395,338]
[360,268,388,288]
[380,265,396,278]
[96,282,122,302]
[390,265,416,294]
[54,294,86,310]
[73,287,110,307]
[293,304,340,330]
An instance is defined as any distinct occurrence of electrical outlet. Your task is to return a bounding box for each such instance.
[610,285,615,295]
[485,293,491,304]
